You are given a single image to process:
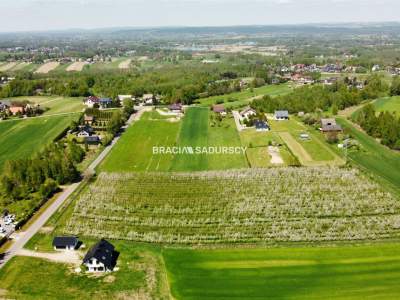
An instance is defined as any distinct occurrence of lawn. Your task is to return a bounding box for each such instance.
[198,84,292,108]
[8,96,85,115]
[170,107,247,171]
[99,111,181,172]
[164,243,400,300]
[336,117,400,194]
[0,241,170,300]
[239,130,296,166]
[0,114,78,169]
[64,167,400,244]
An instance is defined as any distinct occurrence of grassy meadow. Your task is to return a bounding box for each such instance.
[8,96,85,115]
[198,84,292,107]
[373,96,400,115]
[336,117,400,194]
[0,115,78,169]
[99,111,181,172]
[100,108,247,172]
[164,243,400,300]
[170,107,247,171]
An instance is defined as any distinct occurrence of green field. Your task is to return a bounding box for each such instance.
[99,111,180,172]
[336,118,400,193]
[100,108,247,172]
[373,96,400,115]
[7,96,85,115]
[64,167,400,244]
[0,241,170,300]
[239,130,296,166]
[267,118,344,166]
[170,107,247,171]
[0,115,78,168]
[198,84,292,108]
[164,243,400,300]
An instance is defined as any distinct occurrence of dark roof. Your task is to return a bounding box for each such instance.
[255,120,269,129]
[84,135,100,143]
[52,236,78,247]
[83,239,116,269]
[275,110,289,118]
[99,98,112,103]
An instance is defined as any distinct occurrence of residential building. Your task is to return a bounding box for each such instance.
[274,110,289,120]
[83,239,118,272]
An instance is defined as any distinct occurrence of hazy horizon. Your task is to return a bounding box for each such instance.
[0,0,399,33]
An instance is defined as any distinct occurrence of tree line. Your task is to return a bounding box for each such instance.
[352,104,400,150]
[251,75,389,114]
[0,141,85,207]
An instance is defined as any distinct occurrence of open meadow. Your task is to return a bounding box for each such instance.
[198,84,292,108]
[99,111,181,172]
[170,107,247,171]
[164,243,400,300]
[63,167,400,244]
[0,115,78,169]
[373,96,400,115]
[100,108,247,172]
[336,118,400,194]
[8,96,85,115]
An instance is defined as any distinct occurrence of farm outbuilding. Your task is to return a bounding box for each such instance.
[52,236,79,250]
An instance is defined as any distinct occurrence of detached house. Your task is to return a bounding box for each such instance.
[320,118,342,133]
[239,107,257,120]
[274,110,289,120]
[83,239,118,272]
[9,104,25,115]
[99,98,113,109]
[255,120,270,132]
[84,114,94,125]
[83,96,100,108]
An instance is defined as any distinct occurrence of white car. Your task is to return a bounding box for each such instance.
[4,219,12,225]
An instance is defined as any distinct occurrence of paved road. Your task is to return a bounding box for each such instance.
[0,107,149,269]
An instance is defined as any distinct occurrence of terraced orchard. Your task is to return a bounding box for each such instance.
[65,168,400,244]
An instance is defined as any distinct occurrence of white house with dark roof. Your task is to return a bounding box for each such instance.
[83,239,118,272]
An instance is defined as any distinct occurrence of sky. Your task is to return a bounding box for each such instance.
[0,0,399,32]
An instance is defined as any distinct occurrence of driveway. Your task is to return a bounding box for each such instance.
[232,110,246,132]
